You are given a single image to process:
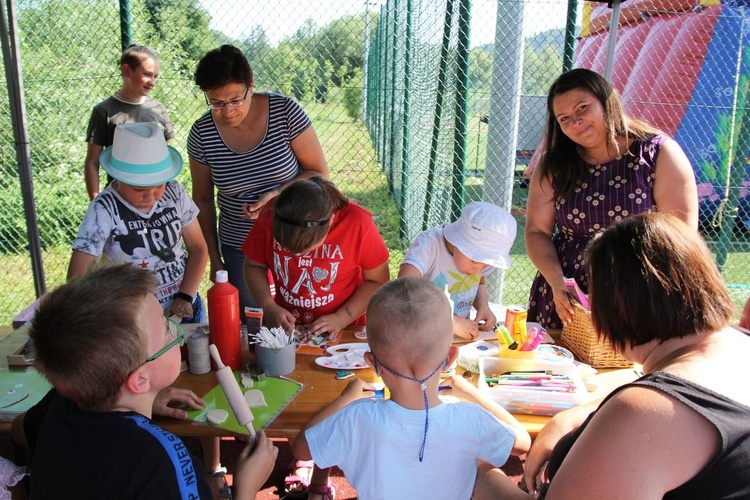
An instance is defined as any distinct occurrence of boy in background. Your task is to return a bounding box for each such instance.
[399,201,517,340]
[292,277,530,500]
[84,44,173,200]
[11,265,277,499]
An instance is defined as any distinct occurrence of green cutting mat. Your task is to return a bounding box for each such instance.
[0,368,52,421]
[186,373,303,435]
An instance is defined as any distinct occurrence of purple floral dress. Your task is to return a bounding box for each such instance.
[527,136,665,329]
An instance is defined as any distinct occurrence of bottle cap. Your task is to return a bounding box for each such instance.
[216,270,229,283]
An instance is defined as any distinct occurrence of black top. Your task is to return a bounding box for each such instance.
[547,372,750,499]
[24,389,212,499]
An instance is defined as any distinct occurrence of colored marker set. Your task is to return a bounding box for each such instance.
[494,323,545,351]
[478,356,587,416]
[484,372,578,393]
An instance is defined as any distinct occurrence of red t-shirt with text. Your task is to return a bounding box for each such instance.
[242,202,389,325]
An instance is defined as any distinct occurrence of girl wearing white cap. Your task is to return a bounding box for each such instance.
[399,201,518,340]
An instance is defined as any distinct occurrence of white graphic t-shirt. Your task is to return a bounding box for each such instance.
[73,181,199,308]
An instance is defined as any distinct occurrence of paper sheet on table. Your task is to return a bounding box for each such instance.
[295,329,342,356]
[186,372,303,435]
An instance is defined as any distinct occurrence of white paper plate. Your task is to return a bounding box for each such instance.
[314,343,370,370]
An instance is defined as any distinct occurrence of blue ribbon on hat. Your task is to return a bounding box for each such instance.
[108,153,173,174]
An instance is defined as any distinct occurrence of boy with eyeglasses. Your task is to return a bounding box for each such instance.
[292,277,531,500]
[11,265,278,499]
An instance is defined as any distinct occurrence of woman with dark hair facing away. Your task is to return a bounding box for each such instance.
[477,213,750,500]
[474,212,750,499]
[188,45,328,315]
[525,68,698,329]
[242,176,389,337]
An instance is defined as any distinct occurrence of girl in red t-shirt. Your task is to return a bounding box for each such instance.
[242,176,390,337]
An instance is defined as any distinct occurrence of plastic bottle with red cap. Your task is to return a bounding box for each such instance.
[207,270,241,370]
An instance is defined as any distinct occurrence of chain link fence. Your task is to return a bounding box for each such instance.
[0,0,748,326]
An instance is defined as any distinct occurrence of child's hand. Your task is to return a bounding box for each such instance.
[152,387,206,419]
[166,297,193,320]
[474,307,497,331]
[339,378,376,403]
[439,374,481,401]
[306,313,348,338]
[233,431,278,498]
[453,316,479,340]
[265,304,296,333]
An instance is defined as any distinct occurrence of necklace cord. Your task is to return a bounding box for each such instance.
[372,354,446,462]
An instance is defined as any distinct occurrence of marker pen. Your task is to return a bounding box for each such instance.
[496,325,518,350]
[527,328,546,350]
[519,327,539,351]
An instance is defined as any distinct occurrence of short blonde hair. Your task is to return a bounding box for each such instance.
[120,44,158,70]
[366,277,453,371]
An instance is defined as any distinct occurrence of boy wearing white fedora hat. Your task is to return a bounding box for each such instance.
[68,122,207,321]
[399,201,517,340]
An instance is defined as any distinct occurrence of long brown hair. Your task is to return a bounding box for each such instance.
[539,68,662,200]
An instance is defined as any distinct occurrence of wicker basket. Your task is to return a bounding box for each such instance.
[561,303,633,369]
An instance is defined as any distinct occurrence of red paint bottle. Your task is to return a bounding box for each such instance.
[207,270,241,370]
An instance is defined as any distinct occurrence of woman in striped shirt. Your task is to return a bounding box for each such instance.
[188,45,328,315]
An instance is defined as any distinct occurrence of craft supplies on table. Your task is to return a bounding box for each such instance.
[457,340,499,374]
[186,365,303,435]
[296,328,343,355]
[184,324,211,375]
[314,343,370,370]
[478,352,587,416]
[504,306,528,345]
[244,307,263,340]
[207,271,241,370]
[493,344,575,374]
[249,326,297,377]
[256,343,296,377]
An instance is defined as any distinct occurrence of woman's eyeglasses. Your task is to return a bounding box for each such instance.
[205,86,250,110]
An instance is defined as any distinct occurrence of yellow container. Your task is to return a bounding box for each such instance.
[492,344,574,375]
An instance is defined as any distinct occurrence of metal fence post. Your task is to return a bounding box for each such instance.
[450,0,471,219]
[0,0,45,299]
[119,0,132,50]
[423,0,455,231]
